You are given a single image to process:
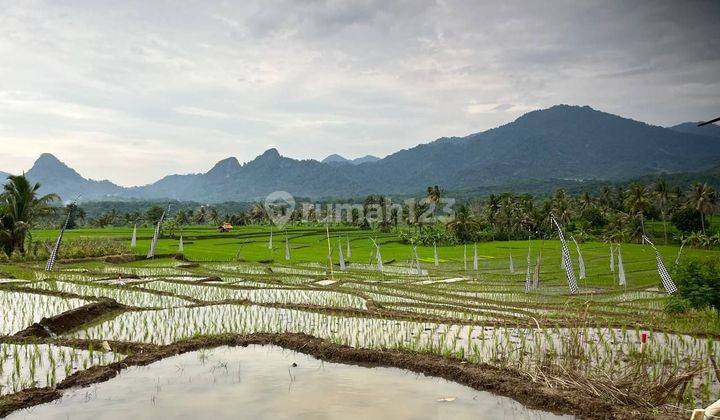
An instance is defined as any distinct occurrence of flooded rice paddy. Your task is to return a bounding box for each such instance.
[6,345,569,420]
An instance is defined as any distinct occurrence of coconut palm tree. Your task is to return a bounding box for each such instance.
[426,185,442,205]
[624,183,651,236]
[446,204,479,242]
[687,182,717,234]
[551,189,573,225]
[653,179,671,244]
[0,175,59,256]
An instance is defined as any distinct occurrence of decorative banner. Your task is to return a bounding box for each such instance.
[130,224,137,248]
[346,235,351,258]
[45,207,74,271]
[371,238,383,272]
[610,241,615,273]
[533,251,542,290]
[146,206,167,259]
[642,235,678,294]
[413,246,422,276]
[463,244,468,271]
[524,244,532,293]
[675,242,684,266]
[509,252,515,274]
[268,227,273,249]
[178,233,184,253]
[570,236,586,280]
[473,243,479,271]
[551,216,579,295]
[433,241,439,267]
[337,238,345,271]
[617,243,626,286]
[285,234,291,261]
[326,225,333,278]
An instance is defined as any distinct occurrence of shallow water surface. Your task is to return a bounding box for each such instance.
[9,345,571,420]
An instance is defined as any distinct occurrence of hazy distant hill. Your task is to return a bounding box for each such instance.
[322,154,381,166]
[347,105,720,194]
[668,122,720,138]
[25,153,124,201]
[124,149,369,202]
[11,105,720,202]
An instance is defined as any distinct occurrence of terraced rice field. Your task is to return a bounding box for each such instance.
[1,225,719,418]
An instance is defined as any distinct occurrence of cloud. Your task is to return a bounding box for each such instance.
[0,0,718,185]
[174,107,231,119]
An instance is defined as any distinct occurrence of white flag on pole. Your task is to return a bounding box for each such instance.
[570,236,586,280]
[46,210,72,271]
[433,242,439,267]
[643,235,678,294]
[551,216,579,295]
[533,251,541,290]
[524,244,532,293]
[131,224,137,248]
[338,238,345,271]
[146,206,167,259]
[617,244,626,286]
[473,243,479,271]
[675,242,684,266]
[285,235,291,261]
[371,239,383,272]
[413,246,422,276]
[509,252,515,274]
[178,234,184,253]
[268,228,273,249]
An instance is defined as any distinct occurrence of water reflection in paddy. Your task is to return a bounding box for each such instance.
[9,345,571,420]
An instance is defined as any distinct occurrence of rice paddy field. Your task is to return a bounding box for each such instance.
[2,224,720,419]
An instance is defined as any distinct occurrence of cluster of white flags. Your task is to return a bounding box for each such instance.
[45,208,73,271]
[130,224,137,248]
[642,235,678,294]
[146,206,167,259]
[551,216,579,295]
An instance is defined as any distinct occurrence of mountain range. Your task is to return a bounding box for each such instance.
[5,105,720,202]
[321,154,381,166]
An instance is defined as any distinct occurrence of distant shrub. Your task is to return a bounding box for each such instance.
[671,207,703,233]
[398,225,458,246]
[666,259,720,313]
[0,237,131,262]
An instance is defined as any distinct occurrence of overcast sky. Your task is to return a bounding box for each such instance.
[1,0,718,186]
